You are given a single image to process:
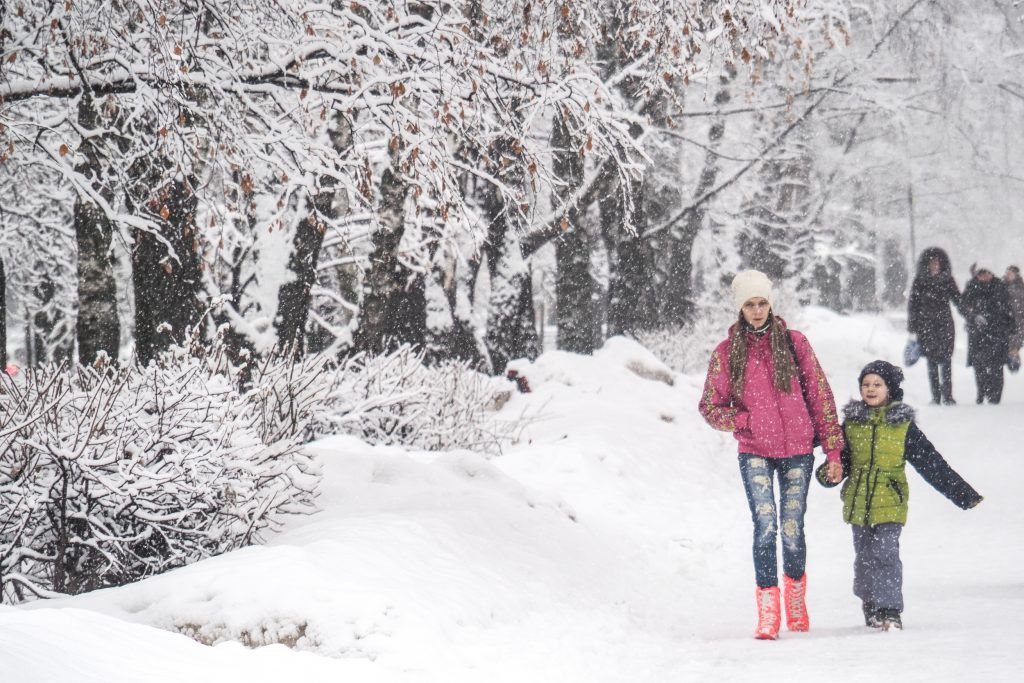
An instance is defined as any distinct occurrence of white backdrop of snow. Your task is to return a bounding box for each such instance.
[2,307,1020,682]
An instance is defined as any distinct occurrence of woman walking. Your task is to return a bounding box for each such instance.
[962,266,1014,404]
[907,247,961,405]
[698,270,845,640]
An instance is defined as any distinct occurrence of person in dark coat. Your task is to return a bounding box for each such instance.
[1005,266,1024,366]
[907,248,961,404]
[961,266,1014,404]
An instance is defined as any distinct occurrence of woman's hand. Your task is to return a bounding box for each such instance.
[733,411,752,436]
[825,461,844,484]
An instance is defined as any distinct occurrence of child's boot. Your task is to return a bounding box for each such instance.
[754,586,781,640]
[862,601,882,628]
[879,608,902,632]
[783,573,809,631]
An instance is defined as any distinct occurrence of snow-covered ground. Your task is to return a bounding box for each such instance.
[2,308,1020,682]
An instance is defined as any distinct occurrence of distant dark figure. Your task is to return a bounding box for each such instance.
[1005,266,1024,367]
[961,266,1014,404]
[907,248,961,404]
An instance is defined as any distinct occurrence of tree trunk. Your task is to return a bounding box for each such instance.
[209,243,258,392]
[76,203,119,365]
[74,97,120,365]
[275,112,352,353]
[484,229,539,373]
[600,185,656,337]
[661,67,734,326]
[738,158,790,280]
[481,136,539,373]
[552,111,598,354]
[274,213,326,353]
[551,5,600,352]
[352,163,424,354]
[739,109,814,282]
[132,175,205,365]
[210,168,259,364]
[424,259,487,368]
[31,271,73,365]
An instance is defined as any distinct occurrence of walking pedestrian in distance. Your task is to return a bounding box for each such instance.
[907,248,961,405]
[962,265,1014,404]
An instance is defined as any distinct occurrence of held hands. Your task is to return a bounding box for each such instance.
[825,461,844,484]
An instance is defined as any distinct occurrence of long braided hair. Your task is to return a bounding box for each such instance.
[727,312,798,398]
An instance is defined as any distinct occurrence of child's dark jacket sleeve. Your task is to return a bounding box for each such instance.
[905,422,983,509]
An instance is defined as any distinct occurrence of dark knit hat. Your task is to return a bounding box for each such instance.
[858,360,904,402]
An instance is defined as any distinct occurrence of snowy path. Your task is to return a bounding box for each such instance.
[2,309,1022,682]
[481,311,1024,681]
[662,370,1022,681]
[667,315,1021,680]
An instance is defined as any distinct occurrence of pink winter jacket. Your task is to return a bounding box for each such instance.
[698,321,845,463]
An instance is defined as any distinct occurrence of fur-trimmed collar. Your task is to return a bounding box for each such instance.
[842,400,916,424]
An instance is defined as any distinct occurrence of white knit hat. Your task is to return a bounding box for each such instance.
[731,270,774,312]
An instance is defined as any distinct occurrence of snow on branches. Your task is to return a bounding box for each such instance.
[0,348,319,603]
[1,0,813,357]
[0,331,523,604]
[307,344,523,454]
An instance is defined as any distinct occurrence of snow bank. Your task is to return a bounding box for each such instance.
[3,307,1020,682]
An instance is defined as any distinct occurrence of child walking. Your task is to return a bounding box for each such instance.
[817,360,983,631]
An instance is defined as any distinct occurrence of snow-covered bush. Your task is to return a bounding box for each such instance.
[234,341,523,454]
[0,351,319,604]
[0,334,522,604]
[308,346,521,455]
[632,313,733,376]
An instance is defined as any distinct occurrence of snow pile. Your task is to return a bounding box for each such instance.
[2,307,1020,682]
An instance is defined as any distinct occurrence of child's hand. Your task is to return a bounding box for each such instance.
[825,461,844,484]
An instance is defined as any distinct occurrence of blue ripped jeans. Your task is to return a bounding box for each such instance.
[738,453,814,588]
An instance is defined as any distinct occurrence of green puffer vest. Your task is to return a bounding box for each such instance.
[841,402,911,526]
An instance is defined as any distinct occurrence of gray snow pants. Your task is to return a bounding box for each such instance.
[851,522,903,611]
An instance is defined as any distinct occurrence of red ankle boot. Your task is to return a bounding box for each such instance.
[754,586,781,640]
[783,573,809,632]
